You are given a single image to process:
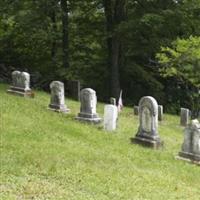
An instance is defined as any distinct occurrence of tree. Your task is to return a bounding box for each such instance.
[103,0,127,99]
[61,0,69,69]
[157,36,200,117]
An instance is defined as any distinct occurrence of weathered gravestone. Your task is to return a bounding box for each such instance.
[158,105,163,121]
[7,71,34,97]
[110,97,116,106]
[104,105,118,131]
[75,88,101,123]
[180,108,190,126]
[177,119,200,165]
[134,106,139,116]
[131,96,163,149]
[48,81,70,113]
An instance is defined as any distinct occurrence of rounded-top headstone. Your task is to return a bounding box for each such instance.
[131,96,163,149]
[138,96,159,138]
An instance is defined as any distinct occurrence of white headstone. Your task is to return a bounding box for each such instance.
[104,105,118,131]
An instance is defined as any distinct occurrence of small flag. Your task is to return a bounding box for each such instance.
[117,90,123,112]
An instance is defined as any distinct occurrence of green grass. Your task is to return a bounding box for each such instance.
[0,83,200,200]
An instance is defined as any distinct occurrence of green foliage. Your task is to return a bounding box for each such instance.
[157,36,200,87]
[157,36,200,117]
[0,0,200,109]
[1,83,200,199]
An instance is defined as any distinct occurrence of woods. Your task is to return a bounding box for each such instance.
[0,0,199,115]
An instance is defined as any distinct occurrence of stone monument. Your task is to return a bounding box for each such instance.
[158,105,163,121]
[180,108,190,126]
[131,96,163,149]
[48,81,70,113]
[177,119,200,165]
[7,71,34,97]
[104,105,118,131]
[76,88,101,123]
[110,97,116,106]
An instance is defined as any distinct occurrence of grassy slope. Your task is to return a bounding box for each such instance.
[0,83,200,200]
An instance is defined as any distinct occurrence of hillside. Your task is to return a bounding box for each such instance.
[0,83,200,200]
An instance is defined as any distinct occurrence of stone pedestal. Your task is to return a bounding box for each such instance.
[7,71,34,98]
[75,88,101,124]
[131,96,164,149]
[131,136,163,149]
[177,119,200,165]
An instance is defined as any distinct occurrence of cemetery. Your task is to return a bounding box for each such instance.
[0,1,200,199]
[1,81,200,199]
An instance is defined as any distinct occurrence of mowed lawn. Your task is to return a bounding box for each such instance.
[0,83,199,200]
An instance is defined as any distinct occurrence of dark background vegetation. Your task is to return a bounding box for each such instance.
[0,0,199,116]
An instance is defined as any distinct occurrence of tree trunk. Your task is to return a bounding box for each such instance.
[50,9,57,67]
[61,0,69,69]
[103,0,126,99]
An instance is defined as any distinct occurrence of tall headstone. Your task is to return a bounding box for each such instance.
[104,105,118,131]
[177,119,200,165]
[48,81,70,113]
[76,88,101,123]
[158,105,163,121]
[180,108,190,126]
[110,97,116,106]
[7,71,34,97]
[131,96,163,149]
[134,106,139,116]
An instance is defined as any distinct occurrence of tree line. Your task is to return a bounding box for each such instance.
[0,0,199,116]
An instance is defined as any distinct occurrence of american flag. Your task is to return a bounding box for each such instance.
[117,90,123,112]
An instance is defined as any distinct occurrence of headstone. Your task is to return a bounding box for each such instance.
[48,81,70,113]
[75,88,101,123]
[180,108,190,126]
[110,97,116,106]
[134,106,139,116]
[7,71,34,97]
[131,96,163,149]
[177,119,200,165]
[104,105,118,131]
[158,105,163,121]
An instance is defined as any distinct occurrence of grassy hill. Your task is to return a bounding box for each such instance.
[0,83,200,200]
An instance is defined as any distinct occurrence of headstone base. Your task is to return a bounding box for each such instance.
[131,136,164,149]
[75,114,102,124]
[7,87,34,98]
[176,152,200,165]
[48,104,70,113]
